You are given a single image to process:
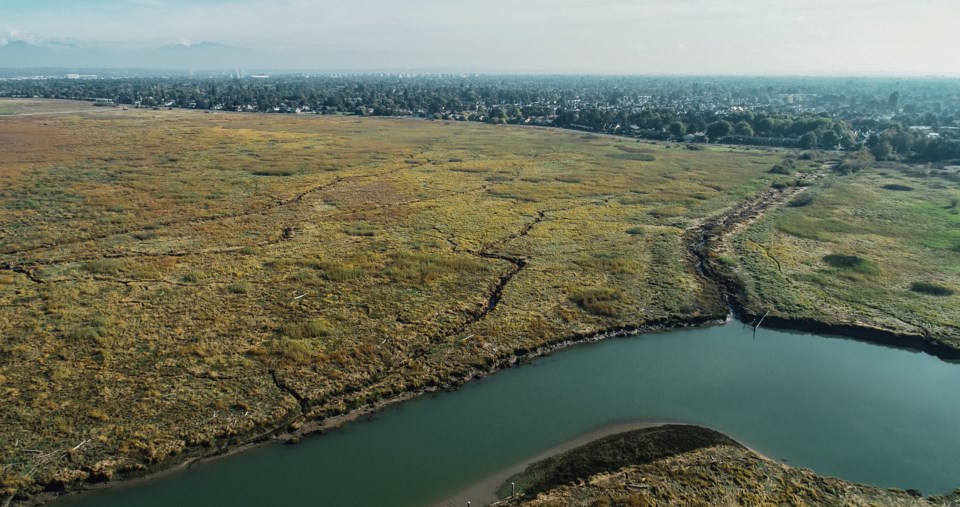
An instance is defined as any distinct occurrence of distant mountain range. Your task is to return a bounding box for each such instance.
[0,40,249,69]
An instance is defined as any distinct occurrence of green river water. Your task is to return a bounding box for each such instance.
[58,321,960,506]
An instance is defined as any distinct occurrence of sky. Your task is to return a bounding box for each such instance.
[1,0,959,74]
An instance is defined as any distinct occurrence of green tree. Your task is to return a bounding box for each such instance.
[734,121,754,136]
[871,140,893,160]
[891,130,914,154]
[888,91,900,111]
[706,120,732,140]
[819,130,840,148]
[755,117,778,135]
[488,106,507,123]
[799,131,818,149]
[668,121,686,138]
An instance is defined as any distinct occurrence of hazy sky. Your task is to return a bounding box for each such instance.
[2,0,959,74]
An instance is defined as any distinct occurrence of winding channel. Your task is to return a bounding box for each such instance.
[57,321,960,506]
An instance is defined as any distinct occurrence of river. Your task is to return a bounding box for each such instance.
[57,321,960,506]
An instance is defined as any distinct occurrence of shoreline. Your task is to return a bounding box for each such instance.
[33,311,960,506]
[433,420,680,507]
[32,315,722,506]
[16,160,960,505]
[438,421,785,507]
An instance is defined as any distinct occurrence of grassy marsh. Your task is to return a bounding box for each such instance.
[729,163,960,343]
[0,100,803,499]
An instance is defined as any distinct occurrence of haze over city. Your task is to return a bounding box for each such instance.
[2,0,959,74]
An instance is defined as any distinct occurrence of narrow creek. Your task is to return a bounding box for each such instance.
[57,321,960,506]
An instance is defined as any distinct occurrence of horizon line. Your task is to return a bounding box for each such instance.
[2,68,960,79]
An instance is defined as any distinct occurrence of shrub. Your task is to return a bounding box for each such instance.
[838,152,873,173]
[88,408,110,421]
[575,254,635,274]
[251,168,295,176]
[822,254,878,274]
[714,254,736,266]
[280,319,332,339]
[272,338,316,364]
[607,153,656,162]
[312,262,365,281]
[882,184,914,191]
[67,325,108,342]
[625,227,644,235]
[132,231,158,240]
[343,223,378,237]
[769,164,792,175]
[570,287,623,317]
[225,282,249,294]
[910,282,954,296]
[616,146,655,154]
[822,254,864,268]
[82,258,125,275]
[181,271,206,283]
[288,269,317,282]
[787,194,814,207]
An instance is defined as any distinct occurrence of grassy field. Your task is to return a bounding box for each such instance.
[0,98,103,116]
[0,102,795,498]
[726,163,960,346]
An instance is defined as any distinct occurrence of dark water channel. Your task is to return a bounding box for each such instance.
[59,322,960,506]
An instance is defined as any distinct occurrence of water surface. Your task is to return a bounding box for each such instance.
[60,322,960,506]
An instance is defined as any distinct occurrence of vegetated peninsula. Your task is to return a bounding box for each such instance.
[0,90,957,505]
[493,425,960,507]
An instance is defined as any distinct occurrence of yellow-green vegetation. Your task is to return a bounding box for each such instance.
[727,163,960,346]
[0,98,102,116]
[494,425,956,507]
[0,101,794,499]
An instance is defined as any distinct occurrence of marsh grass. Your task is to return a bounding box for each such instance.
[224,282,250,294]
[181,271,207,283]
[0,102,796,496]
[280,319,333,339]
[343,223,378,237]
[82,258,125,275]
[607,153,656,162]
[570,287,624,317]
[733,164,959,341]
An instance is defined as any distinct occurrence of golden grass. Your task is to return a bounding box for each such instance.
[0,101,790,498]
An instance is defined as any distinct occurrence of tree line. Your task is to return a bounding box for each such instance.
[2,74,957,162]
